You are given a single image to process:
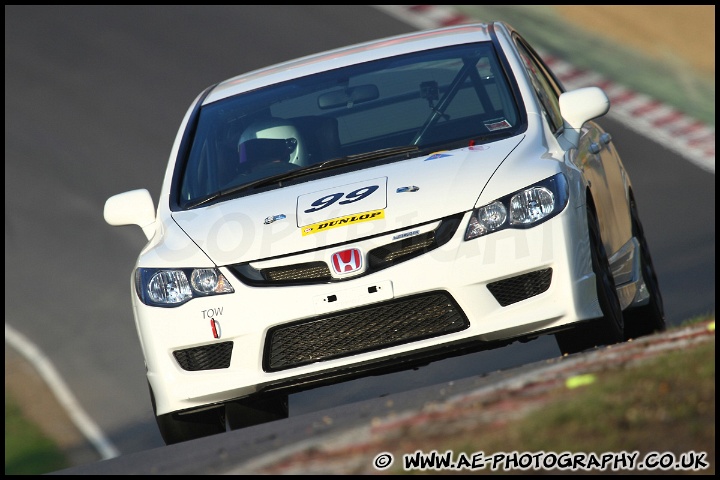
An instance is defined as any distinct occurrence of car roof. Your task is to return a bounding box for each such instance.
[205,22,500,105]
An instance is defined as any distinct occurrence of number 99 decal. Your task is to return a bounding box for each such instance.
[297,177,387,227]
[304,185,379,213]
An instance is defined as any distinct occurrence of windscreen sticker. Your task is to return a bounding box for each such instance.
[297,177,387,227]
[302,210,385,236]
[484,118,512,131]
[425,151,452,161]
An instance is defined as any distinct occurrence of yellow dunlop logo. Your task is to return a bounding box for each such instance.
[301,210,385,236]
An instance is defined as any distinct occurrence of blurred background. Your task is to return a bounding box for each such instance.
[5,5,714,474]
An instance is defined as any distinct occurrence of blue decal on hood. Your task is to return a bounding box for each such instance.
[425,152,452,161]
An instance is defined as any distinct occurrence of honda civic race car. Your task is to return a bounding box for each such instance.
[104,21,665,444]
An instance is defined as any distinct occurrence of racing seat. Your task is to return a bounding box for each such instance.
[294,115,342,163]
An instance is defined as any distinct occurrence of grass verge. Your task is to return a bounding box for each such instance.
[5,394,69,475]
[386,321,715,474]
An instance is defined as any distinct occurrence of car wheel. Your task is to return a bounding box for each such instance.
[556,204,624,355]
[149,382,226,445]
[226,393,289,430]
[623,197,666,339]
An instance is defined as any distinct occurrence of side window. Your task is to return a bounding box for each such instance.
[514,39,564,134]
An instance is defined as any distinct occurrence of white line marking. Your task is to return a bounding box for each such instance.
[5,324,121,460]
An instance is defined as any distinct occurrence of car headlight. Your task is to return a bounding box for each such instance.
[135,268,234,307]
[465,173,569,240]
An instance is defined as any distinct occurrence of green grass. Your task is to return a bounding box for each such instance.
[4,394,70,475]
[387,320,716,474]
[511,338,715,455]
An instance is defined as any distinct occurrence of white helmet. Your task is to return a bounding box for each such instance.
[238,118,307,166]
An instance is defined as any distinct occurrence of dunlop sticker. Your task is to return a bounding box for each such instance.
[302,209,384,236]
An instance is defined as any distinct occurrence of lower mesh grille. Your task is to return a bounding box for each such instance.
[173,341,233,371]
[264,291,469,372]
[486,268,553,306]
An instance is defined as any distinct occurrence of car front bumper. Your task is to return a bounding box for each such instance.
[137,206,602,416]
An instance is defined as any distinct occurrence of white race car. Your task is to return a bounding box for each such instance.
[104,21,665,444]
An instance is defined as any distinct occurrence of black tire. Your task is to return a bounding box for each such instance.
[556,204,624,355]
[226,393,289,430]
[149,382,226,445]
[623,196,666,339]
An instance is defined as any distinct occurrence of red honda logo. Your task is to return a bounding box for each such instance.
[331,248,363,274]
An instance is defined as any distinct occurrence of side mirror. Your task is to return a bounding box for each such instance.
[104,189,156,240]
[559,86,610,147]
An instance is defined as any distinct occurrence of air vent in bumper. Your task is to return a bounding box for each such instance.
[486,268,552,306]
[173,341,233,371]
[263,291,469,372]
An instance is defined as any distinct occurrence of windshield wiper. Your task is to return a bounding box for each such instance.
[186,145,419,209]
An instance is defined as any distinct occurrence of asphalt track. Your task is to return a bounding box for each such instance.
[4,5,715,474]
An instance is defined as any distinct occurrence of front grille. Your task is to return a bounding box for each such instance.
[173,341,233,371]
[264,291,469,372]
[367,232,435,266]
[486,268,553,306]
[264,262,331,282]
[229,213,463,287]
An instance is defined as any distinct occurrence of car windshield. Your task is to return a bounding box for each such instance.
[177,42,522,209]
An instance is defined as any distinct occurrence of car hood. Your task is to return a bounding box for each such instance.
[172,137,522,266]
